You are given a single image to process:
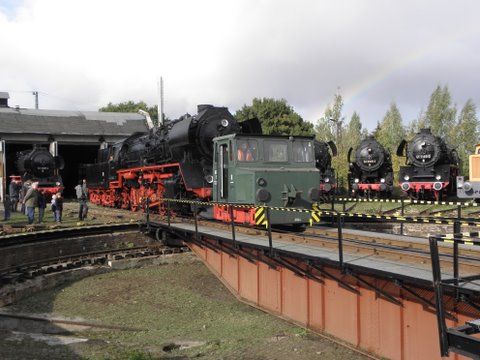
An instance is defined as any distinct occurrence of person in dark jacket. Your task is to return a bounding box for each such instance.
[3,194,11,221]
[75,179,88,220]
[9,179,20,212]
[37,190,47,224]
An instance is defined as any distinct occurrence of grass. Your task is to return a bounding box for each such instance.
[6,262,369,360]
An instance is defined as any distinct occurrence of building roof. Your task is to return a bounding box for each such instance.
[0,92,9,99]
[0,108,150,144]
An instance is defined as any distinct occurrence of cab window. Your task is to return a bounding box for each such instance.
[237,139,258,162]
[264,140,288,162]
[293,140,313,162]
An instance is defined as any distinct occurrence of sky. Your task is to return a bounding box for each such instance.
[1,0,479,131]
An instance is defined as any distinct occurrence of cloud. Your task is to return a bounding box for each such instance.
[1,0,480,130]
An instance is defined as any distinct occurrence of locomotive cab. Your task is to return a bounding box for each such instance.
[212,134,321,225]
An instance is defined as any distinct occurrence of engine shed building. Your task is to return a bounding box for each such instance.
[0,92,150,198]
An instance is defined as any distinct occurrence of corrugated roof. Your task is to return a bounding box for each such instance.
[0,108,149,136]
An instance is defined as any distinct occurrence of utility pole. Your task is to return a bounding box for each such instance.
[158,77,164,125]
[329,117,343,191]
[32,91,39,109]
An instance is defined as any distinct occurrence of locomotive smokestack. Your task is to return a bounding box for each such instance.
[197,104,213,113]
[158,77,164,125]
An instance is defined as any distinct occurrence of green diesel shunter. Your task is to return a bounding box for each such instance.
[212,133,321,226]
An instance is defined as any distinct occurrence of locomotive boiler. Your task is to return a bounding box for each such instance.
[15,146,64,195]
[85,105,320,226]
[347,136,394,198]
[397,128,459,200]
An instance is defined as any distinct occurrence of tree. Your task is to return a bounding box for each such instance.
[99,101,159,125]
[454,99,479,175]
[376,102,406,175]
[314,93,344,143]
[315,93,348,190]
[421,85,456,141]
[345,111,363,152]
[235,98,313,136]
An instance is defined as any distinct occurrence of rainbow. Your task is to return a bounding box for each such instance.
[342,22,479,108]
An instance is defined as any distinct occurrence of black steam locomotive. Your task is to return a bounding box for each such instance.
[86,105,248,209]
[85,105,321,226]
[397,128,459,200]
[347,136,394,198]
[314,140,337,195]
[15,146,64,195]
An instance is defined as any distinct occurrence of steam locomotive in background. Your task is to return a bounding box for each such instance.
[347,136,394,198]
[314,140,337,196]
[397,128,459,200]
[13,146,64,196]
[85,105,321,226]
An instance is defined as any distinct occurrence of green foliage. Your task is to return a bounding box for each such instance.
[455,99,479,175]
[99,101,160,125]
[420,85,457,142]
[375,102,406,176]
[235,98,314,136]
[315,93,350,190]
[345,111,363,152]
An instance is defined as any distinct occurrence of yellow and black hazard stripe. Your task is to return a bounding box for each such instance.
[334,197,476,207]
[435,232,480,246]
[309,211,321,226]
[255,207,268,227]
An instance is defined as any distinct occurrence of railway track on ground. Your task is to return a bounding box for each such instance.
[0,223,188,288]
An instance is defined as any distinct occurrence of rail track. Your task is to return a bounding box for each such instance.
[159,214,480,276]
[0,223,188,289]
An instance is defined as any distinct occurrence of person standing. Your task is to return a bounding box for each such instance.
[20,180,31,215]
[3,194,11,221]
[23,181,38,224]
[8,179,20,212]
[37,190,47,224]
[51,194,57,221]
[75,179,88,220]
[54,192,63,223]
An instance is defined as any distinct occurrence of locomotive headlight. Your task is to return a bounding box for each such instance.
[220,119,229,128]
[354,178,359,183]
[324,177,330,183]
[380,178,385,183]
[463,182,472,192]
[257,177,267,186]
[435,174,442,181]
[404,175,410,181]
[205,175,214,184]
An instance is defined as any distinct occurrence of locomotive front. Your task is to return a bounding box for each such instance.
[457,144,480,199]
[397,128,459,200]
[348,136,393,198]
[15,146,63,195]
[314,140,337,195]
